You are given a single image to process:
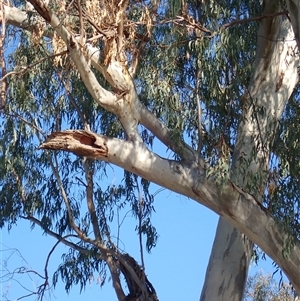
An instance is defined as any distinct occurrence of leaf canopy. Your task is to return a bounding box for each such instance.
[1,0,300,297]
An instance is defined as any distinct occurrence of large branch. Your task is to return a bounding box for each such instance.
[2,4,198,162]
[4,6,199,162]
[39,129,300,294]
[85,44,198,162]
[2,5,54,37]
[5,1,142,142]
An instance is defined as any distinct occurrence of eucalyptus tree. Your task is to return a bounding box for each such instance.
[1,0,300,301]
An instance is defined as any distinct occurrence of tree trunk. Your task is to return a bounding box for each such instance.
[200,220,252,300]
[200,2,299,300]
[37,0,300,291]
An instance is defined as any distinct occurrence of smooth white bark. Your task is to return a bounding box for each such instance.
[200,220,252,301]
[201,2,300,300]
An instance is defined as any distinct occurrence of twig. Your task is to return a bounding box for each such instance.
[56,71,90,131]
[0,245,50,301]
[196,60,202,157]
[0,50,68,82]
[221,10,288,30]
[8,267,44,281]
[134,177,145,273]
[20,215,92,254]
[117,209,133,249]
[4,112,46,137]
[82,157,102,242]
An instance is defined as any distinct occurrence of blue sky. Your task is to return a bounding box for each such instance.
[0,127,289,301]
[1,170,286,301]
[1,177,217,301]
[0,91,289,300]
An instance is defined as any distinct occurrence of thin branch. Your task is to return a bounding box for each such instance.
[221,10,288,30]
[169,10,289,38]
[39,232,86,300]
[0,50,68,82]
[77,0,84,45]
[48,153,97,247]
[56,71,90,131]
[174,15,212,35]
[196,59,202,157]
[38,235,73,300]
[12,291,39,301]
[4,112,46,137]
[20,215,92,254]
[135,177,145,273]
[82,157,102,242]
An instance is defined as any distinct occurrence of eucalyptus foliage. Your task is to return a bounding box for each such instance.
[1,0,300,299]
